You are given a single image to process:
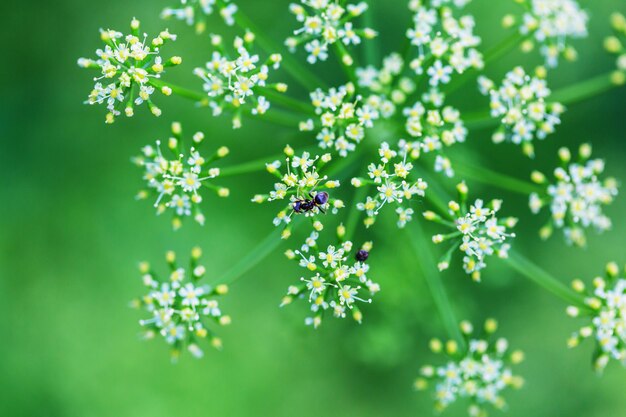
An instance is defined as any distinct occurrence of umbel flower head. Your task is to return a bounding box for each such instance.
[415,319,524,417]
[252,146,344,238]
[193,32,285,129]
[512,0,588,68]
[286,0,377,66]
[529,144,618,247]
[300,83,380,157]
[425,183,516,281]
[567,262,626,372]
[478,66,565,157]
[406,0,484,88]
[352,141,428,228]
[161,0,238,32]
[77,18,181,123]
[604,12,626,86]
[402,100,468,177]
[132,122,230,230]
[282,233,379,329]
[355,53,468,176]
[355,52,415,119]
[131,247,231,361]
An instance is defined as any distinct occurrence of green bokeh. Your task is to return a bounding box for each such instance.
[2,0,626,416]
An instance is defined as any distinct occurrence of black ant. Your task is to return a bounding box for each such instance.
[293,191,329,214]
[355,250,369,262]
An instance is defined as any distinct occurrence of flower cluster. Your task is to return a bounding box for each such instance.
[478,67,564,157]
[567,262,626,372]
[300,83,380,156]
[131,248,231,361]
[161,0,238,31]
[403,101,467,177]
[355,52,414,119]
[514,0,588,68]
[352,141,428,228]
[406,1,484,88]
[282,235,379,328]
[426,183,516,281]
[529,144,618,247]
[252,147,344,236]
[77,19,181,123]
[605,13,626,85]
[132,122,230,230]
[193,32,285,128]
[415,319,524,417]
[286,0,377,65]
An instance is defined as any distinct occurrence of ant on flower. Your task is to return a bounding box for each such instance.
[293,191,329,214]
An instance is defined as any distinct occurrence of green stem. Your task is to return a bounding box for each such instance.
[333,42,358,85]
[483,32,524,65]
[362,6,380,66]
[149,78,206,102]
[453,161,544,195]
[220,146,317,177]
[551,72,617,105]
[506,251,587,308]
[414,169,451,216]
[407,220,465,348]
[251,108,302,128]
[256,86,314,116]
[344,185,370,242]
[219,217,303,285]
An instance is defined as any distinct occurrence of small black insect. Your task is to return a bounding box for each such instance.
[355,250,369,262]
[293,191,329,214]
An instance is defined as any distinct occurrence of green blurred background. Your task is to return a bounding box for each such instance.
[2,0,626,415]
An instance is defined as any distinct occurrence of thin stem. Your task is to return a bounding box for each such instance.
[407,220,465,348]
[219,217,303,285]
[506,251,587,308]
[255,87,315,116]
[453,161,544,195]
[149,78,206,102]
[362,6,380,66]
[151,79,302,127]
[551,72,617,105]
[220,146,317,177]
[483,32,524,65]
[414,169,451,215]
[250,108,302,128]
[333,43,358,86]
[344,185,370,242]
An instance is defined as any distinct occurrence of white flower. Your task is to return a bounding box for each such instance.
[479,67,564,156]
[161,0,238,28]
[354,142,427,228]
[426,185,516,281]
[78,20,180,123]
[133,248,230,360]
[415,319,524,416]
[283,240,377,327]
[306,84,380,156]
[530,145,618,247]
[258,149,343,231]
[194,33,284,128]
[406,4,483,86]
[287,0,376,65]
[567,262,626,371]
[133,123,229,230]
[517,0,588,68]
